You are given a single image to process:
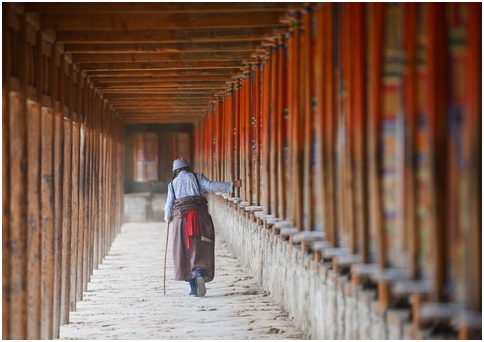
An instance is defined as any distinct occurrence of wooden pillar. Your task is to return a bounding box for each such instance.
[270,43,279,216]
[367,3,385,266]
[244,70,253,205]
[322,3,337,247]
[234,78,241,198]
[61,117,72,324]
[26,100,42,339]
[403,2,419,277]
[10,91,28,340]
[227,84,235,191]
[350,3,369,259]
[216,101,223,182]
[53,52,67,337]
[77,122,85,302]
[40,107,54,340]
[301,7,313,232]
[52,112,64,338]
[238,80,245,198]
[288,12,304,230]
[2,6,12,339]
[261,57,272,213]
[314,4,327,238]
[427,2,448,302]
[288,20,298,226]
[253,60,261,206]
[70,125,80,311]
[9,5,30,339]
[342,4,356,251]
[465,2,481,312]
[277,36,288,220]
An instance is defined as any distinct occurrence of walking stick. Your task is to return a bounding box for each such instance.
[163,221,170,295]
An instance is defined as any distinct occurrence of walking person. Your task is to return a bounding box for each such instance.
[164,157,242,297]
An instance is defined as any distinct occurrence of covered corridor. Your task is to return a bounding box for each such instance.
[2,2,482,340]
[58,222,304,340]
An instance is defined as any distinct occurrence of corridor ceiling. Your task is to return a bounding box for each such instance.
[25,2,297,124]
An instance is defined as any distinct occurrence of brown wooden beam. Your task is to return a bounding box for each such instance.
[118,110,206,115]
[120,113,204,118]
[41,12,286,31]
[109,101,211,107]
[95,82,227,88]
[84,69,240,77]
[116,108,208,113]
[78,60,242,70]
[108,98,215,103]
[89,75,232,83]
[114,104,208,109]
[99,88,222,94]
[64,41,262,53]
[55,27,284,43]
[73,51,253,63]
[27,3,296,13]
[107,96,212,101]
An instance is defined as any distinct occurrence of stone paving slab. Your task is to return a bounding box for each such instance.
[59,222,305,340]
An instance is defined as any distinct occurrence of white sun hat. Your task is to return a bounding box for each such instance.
[172,157,190,171]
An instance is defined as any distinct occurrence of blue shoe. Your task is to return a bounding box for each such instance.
[195,269,206,297]
[188,279,198,296]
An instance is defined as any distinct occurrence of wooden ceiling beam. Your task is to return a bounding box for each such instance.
[114,105,208,110]
[122,118,202,124]
[55,27,283,43]
[96,82,225,88]
[84,69,240,77]
[27,3,296,13]
[79,60,242,70]
[117,109,208,114]
[107,96,213,101]
[109,97,213,102]
[40,12,285,31]
[73,51,252,63]
[99,89,220,94]
[103,93,214,99]
[121,115,203,119]
[89,75,231,83]
[110,103,211,107]
[64,41,261,53]
[100,90,217,95]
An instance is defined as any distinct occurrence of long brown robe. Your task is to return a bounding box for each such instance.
[171,196,215,281]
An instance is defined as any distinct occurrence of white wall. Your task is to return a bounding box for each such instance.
[209,194,411,340]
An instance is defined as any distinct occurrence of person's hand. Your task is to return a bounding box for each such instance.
[233,179,242,188]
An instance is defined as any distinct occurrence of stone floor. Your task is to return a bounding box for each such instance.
[59,222,305,340]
